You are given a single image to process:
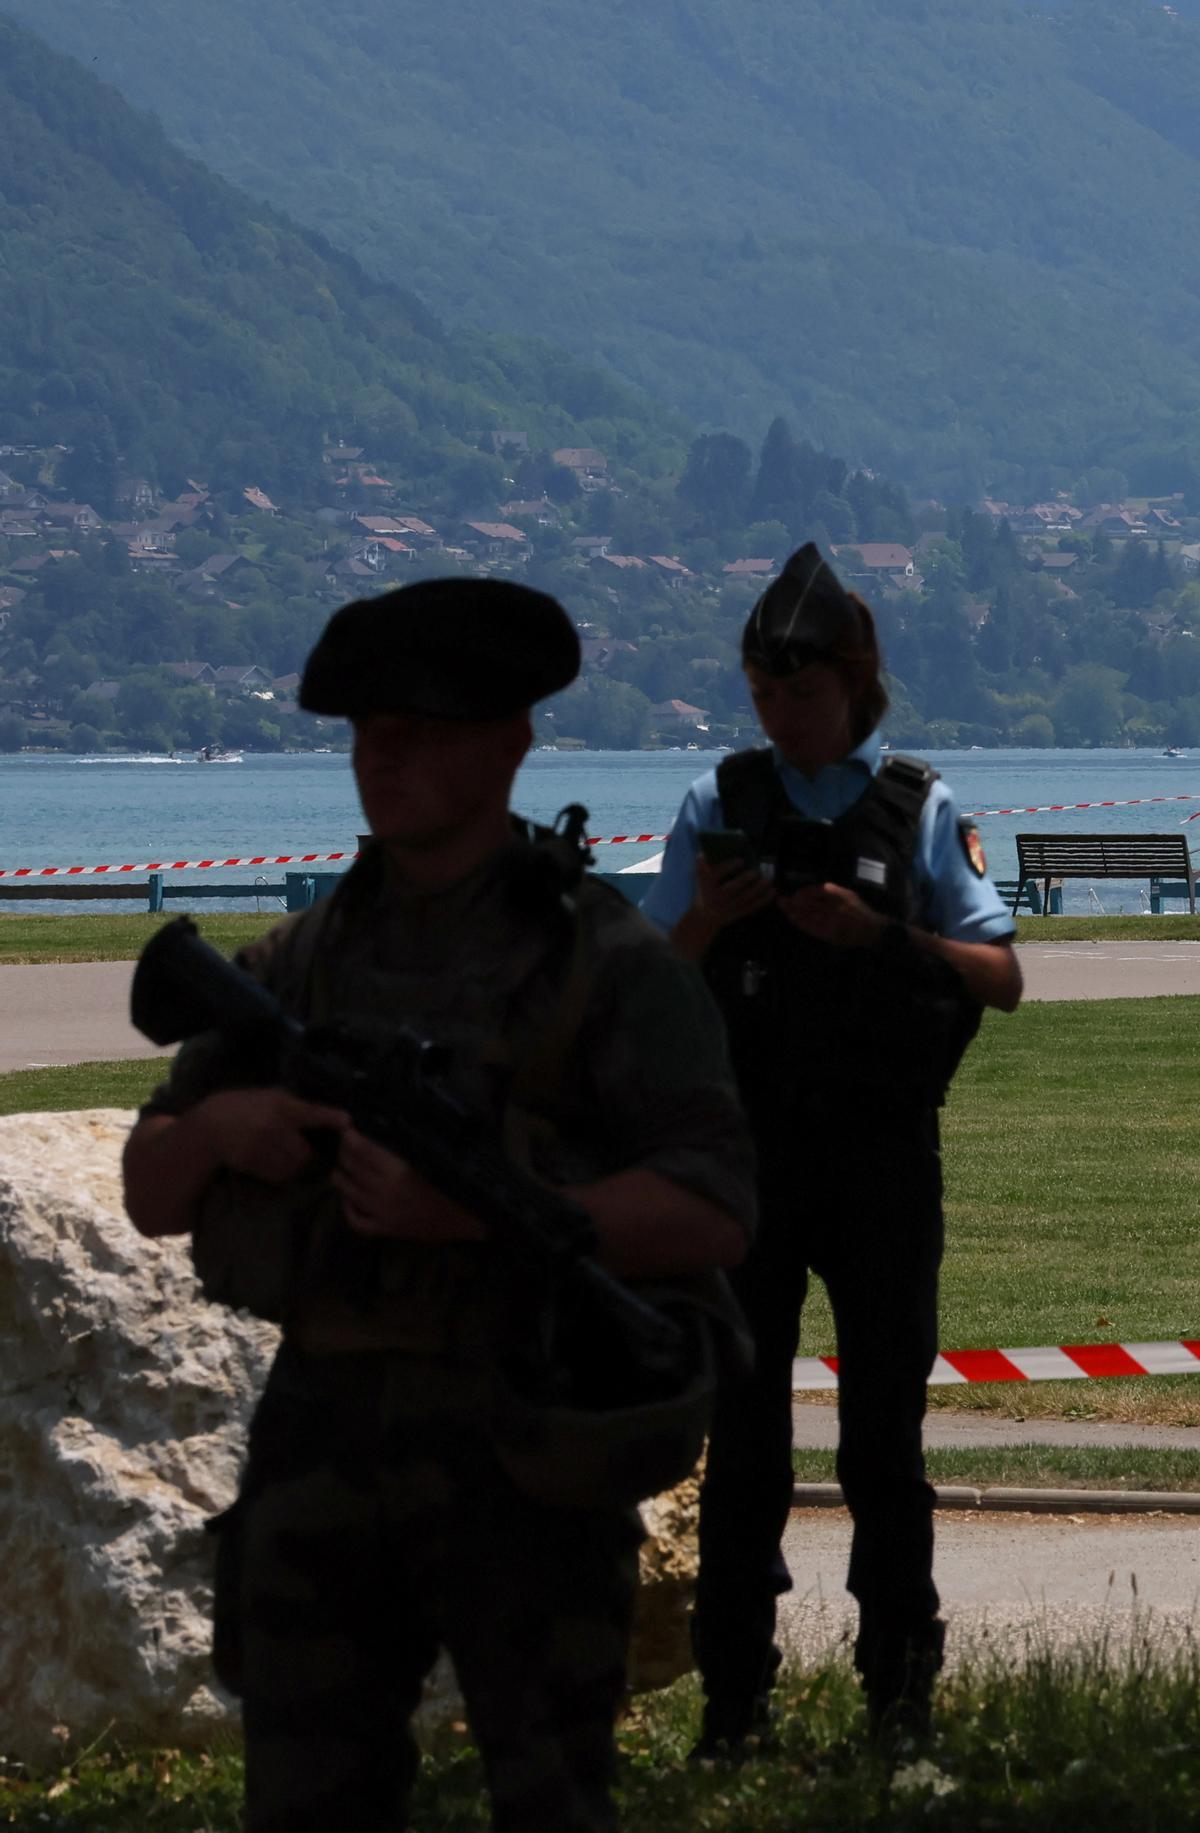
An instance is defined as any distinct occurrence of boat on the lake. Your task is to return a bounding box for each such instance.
[197,743,244,764]
[80,753,192,764]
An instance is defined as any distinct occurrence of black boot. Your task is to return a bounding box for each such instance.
[689,1646,782,1765]
[861,1620,945,1759]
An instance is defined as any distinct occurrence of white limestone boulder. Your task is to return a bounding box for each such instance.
[0,1109,700,1765]
[0,1109,276,1764]
[632,1468,703,1691]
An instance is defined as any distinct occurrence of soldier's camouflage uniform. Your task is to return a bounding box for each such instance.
[142,840,755,1833]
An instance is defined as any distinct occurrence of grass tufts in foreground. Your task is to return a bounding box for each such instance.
[7,1641,1200,1829]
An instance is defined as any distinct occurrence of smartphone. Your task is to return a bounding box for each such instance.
[697,828,757,871]
[774,817,837,894]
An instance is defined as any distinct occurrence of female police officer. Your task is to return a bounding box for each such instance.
[640,544,1022,1757]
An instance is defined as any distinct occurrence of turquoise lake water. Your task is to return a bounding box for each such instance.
[2,748,1198,915]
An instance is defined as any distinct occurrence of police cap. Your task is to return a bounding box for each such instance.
[299,577,581,720]
[741,543,865,677]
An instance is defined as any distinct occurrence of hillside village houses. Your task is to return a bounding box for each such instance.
[2,427,1199,750]
[650,697,709,730]
[552,447,608,486]
[831,542,918,582]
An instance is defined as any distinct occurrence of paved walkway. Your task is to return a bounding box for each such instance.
[3,941,1200,1072]
[1019,939,1200,1001]
[779,1508,1200,1667]
[0,961,160,1073]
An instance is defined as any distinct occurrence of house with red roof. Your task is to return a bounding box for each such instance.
[592,553,646,573]
[649,698,708,728]
[460,521,532,559]
[831,543,915,577]
[552,448,608,486]
[648,555,694,588]
[242,487,279,515]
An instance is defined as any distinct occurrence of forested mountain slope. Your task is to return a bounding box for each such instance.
[0,19,679,491]
[7,0,1200,492]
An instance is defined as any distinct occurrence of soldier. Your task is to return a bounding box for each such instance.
[640,545,1023,1759]
[122,577,754,1833]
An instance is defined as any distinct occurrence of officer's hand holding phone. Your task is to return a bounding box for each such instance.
[779,880,886,949]
[695,830,775,930]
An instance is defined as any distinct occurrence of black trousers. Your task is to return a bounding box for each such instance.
[692,1103,945,1707]
[214,1348,642,1833]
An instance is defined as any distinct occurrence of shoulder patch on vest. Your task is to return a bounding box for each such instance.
[959,820,987,878]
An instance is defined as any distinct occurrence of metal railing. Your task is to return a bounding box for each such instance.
[0,871,345,912]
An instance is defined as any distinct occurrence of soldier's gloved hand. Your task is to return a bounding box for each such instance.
[195,1088,350,1183]
[694,854,775,930]
[778,882,887,948]
[333,1126,487,1240]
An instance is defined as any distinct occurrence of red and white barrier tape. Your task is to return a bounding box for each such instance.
[0,840,675,877]
[583,798,1200,831]
[0,850,361,880]
[793,1340,1200,1391]
[4,792,1200,878]
[962,794,1200,819]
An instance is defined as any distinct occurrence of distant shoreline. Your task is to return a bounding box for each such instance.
[2,744,1193,760]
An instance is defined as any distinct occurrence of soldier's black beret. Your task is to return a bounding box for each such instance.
[741,543,866,676]
[299,577,581,720]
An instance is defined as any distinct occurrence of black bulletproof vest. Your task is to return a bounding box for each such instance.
[703,749,980,1112]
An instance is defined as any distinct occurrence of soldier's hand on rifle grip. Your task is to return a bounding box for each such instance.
[196,1088,350,1183]
[333,1125,488,1241]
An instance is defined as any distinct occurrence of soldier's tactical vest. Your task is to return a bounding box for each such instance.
[189,816,750,1507]
[191,819,597,1330]
[703,749,981,1115]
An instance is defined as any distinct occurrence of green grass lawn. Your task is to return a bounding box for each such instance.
[792,1445,1200,1493]
[0,1058,169,1117]
[833,994,1200,1365]
[8,1654,1200,1830]
[0,913,274,964]
[1013,914,1200,941]
[4,909,1200,964]
[3,982,1200,1422]
[791,996,1200,1424]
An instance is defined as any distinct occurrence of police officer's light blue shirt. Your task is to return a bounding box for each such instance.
[638,733,1016,944]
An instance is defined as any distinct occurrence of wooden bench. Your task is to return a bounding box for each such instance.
[1014,833,1198,916]
[994,878,1060,917]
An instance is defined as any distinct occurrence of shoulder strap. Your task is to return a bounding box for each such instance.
[491,819,603,1164]
[716,747,789,846]
[293,841,387,1023]
[866,753,937,882]
[505,903,594,1116]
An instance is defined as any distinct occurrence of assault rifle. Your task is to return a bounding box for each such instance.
[130,917,687,1399]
